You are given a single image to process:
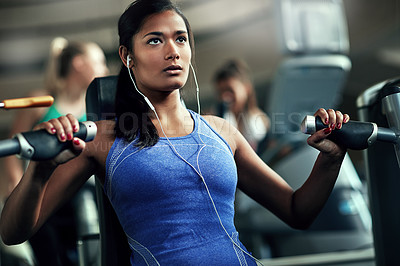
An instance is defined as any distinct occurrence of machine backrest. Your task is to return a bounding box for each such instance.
[86,76,131,266]
[267,0,351,140]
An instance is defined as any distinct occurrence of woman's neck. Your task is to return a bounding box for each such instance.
[54,87,86,117]
[56,89,85,103]
[147,92,193,138]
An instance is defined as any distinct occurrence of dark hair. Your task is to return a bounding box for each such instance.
[213,59,251,85]
[44,38,94,94]
[59,42,87,78]
[115,0,194,148]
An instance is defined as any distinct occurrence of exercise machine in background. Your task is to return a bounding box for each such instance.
[357,78,400,266]
[241,0,375,262]
[0,95,99,266]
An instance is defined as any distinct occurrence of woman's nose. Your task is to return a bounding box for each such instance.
[165,41,180,60]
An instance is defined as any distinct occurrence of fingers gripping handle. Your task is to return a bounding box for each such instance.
[301,115,378,150]
[14,121,97,160]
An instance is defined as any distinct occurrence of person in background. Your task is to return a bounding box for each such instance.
[1,1,350,265]
[213,59,273,254]
[213,59,270,152]
[1,37,108,266]
[4,37,108,194]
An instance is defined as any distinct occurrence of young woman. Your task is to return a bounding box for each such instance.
[3,37,108,198]
[1,37,108,266]
[0,0,349,265]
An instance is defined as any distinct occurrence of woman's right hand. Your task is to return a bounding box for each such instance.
[33,113,86,165]
[307,108,349,160]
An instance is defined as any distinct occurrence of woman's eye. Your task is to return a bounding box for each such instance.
[148,38,161,45]
[176,36,187,43]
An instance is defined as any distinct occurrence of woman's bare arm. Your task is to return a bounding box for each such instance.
[205,108,349,229]
[0,115,107,245]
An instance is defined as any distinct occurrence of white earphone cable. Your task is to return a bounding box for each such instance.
[127,61,264,265]
[189,63,201,115]
[190,65,264,265]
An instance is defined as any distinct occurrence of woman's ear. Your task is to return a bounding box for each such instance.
[119,46,131,68]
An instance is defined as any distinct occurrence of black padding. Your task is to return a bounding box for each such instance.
[86,76,131,266]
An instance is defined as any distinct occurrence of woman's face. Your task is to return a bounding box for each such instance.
[130,10,192,95]
[80,44,109,87]
[217,77,248,114]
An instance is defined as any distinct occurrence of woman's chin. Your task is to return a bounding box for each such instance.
[166,81,186,91]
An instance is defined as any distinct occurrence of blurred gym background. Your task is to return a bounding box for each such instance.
[0,0,399,195]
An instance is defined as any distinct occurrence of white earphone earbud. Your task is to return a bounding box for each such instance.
[127,55,131,67]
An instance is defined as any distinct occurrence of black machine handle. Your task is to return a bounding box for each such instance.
[301,115,398,150]
[0,121,97,160]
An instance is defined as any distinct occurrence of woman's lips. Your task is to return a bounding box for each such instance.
[164,65,182,75]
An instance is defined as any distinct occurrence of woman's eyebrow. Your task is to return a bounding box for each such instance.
[143,31,163,38]
[176,30,188,35]
[143,30,188,38]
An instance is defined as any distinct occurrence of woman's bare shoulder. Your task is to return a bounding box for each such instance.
[28,89,50,97]
[95,119,116,134]
[202,115,240,152]
[85,120,116,157]
[202,115,230,131]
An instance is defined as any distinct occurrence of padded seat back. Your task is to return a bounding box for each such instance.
[86,76,131,266]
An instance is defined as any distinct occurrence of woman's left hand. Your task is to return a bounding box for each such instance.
[307,108,350,158]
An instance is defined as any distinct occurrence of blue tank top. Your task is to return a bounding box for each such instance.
[105,110,257,265]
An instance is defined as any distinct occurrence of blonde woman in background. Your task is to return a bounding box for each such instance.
[1,37,108,266]
[4,37,108,194]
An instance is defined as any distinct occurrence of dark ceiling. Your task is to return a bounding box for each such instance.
[0,0,399,137]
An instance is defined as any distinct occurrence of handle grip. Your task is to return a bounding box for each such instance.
[13,121,97,160]
[2,96,54,109]
[301,115,377,150]
[0,138,21,158]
